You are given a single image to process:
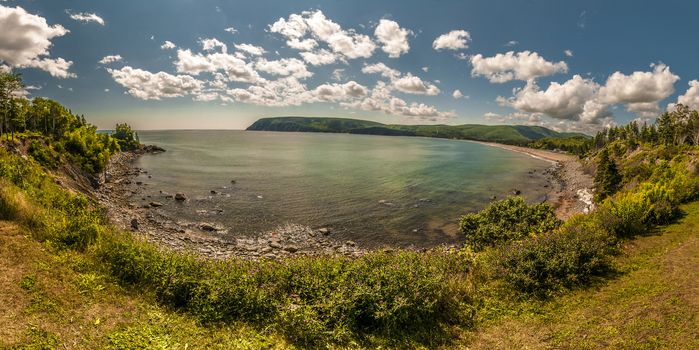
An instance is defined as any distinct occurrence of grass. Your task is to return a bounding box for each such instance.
[456,201,699,349]
[0,221,291,349]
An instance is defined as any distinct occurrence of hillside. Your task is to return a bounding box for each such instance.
[246,117,588,145]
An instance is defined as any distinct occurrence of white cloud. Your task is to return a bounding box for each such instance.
[564,49,573,57]
[505,40,518,47]
[161,41,176,50]
[312,81,368,102]
[66,10,104,25]
[0,5,75,78]
[670,80,699,110]
[393,74,439,95]
[108,66,203,100]
[299,49,342,66]
[224,27,237,34]
[374,19,410,58]
[361,62,400,79]
[255,57,312,79]
[331,68,344,81]
[432,30,470,50]
[342,81,454,121]
[99,54,122,64]
[269,10,376,59]
[174,49,262,83]
[421,66,429,72]
[453,89,468,99]
[497,75,603,121]
[598,63,678,105]
[470,51,568,83]
[496,63,679,127]
[201,38,227,52]
[234,43,265,56]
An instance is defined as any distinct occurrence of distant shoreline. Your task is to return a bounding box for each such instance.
[473,140,594,219]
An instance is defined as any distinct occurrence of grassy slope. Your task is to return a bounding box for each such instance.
[0,221,290,349]
[456,201,699,349]
[246,117,588,144]
[2,200,696,349]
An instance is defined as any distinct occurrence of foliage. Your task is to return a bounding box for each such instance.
[490,214,615,296]
[594,148,621,201]
[248,116,590,146]
[113,122,140,151]
[459,196,561,251]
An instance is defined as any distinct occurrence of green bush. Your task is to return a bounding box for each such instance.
[28,140,59,169]
[459,196,560,251]
[491,214,615,295]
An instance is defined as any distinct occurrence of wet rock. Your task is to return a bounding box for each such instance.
[149,201,164,207]
[230,179,237,184]
[174,193,187,201]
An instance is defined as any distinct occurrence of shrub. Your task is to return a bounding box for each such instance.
[491,214,615,295]
[28,140,59,169]
[459,196,560,251]
[597,192,650,238]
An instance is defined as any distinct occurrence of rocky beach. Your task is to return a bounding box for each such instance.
[91,142,594,260]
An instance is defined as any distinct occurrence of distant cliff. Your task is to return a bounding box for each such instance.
[247,116,588,145]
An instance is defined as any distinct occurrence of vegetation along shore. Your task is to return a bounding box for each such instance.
[1,72,698,348]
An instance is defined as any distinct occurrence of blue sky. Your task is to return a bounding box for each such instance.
[3,0,699,132]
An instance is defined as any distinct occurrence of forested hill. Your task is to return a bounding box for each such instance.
[246,117,588,145]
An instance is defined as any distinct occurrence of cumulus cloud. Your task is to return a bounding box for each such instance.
[312,81,368,102]
[361,62,400,80]
[269,10,376,59]
[255,57,312,79]
[234,43,265,56]
[108,66,203,100]
[161,41,176,50]
[66,10,104,25]
[174,49,262,83]
[0,5,75,78]
[453,89,468,99]
[470,51,568,83]
[393,74,439,95]
[598,63,678,105]
[432,30,470,50]
[342,82,454,121]
[374,19,410,58]
[670,80,699,110]
[299,49,342,66]
[496,63,680,128]
[98,54,122,64]
[201,38,227,52]
[498,75,601,121]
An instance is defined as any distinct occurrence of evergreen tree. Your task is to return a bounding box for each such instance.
[594,148,621,202]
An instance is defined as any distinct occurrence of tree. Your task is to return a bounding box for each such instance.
[0,72,24,139]
[113,123,140,151]
[594,149,621,202]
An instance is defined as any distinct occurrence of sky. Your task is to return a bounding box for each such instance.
[2,0,699,133]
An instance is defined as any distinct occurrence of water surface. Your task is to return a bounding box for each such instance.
[134,131,552,247]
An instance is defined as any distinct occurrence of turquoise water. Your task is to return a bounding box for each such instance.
[133,131,553,247]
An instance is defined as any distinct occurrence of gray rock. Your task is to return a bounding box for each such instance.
[199,222,222,232]
[284,246,299,253]
[318,227,331,235]
[150,201,163,207]
[175,193,187,201]
[130,218,139,231]
[345,240,356,247]
[269,241,282,249]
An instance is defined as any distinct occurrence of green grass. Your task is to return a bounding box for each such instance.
[458,202,699,349]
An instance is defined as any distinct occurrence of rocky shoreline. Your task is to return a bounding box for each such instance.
[92,143,593,260]
[94,150,368,260]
